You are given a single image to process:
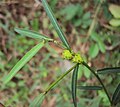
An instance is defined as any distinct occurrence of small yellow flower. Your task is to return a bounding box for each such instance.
[62,50,73,60]
[72,53,83,63]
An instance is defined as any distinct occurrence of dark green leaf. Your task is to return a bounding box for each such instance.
[97,67,120,74]
[112,83,120,105]
[77,86,102,90]
[41,0,70,50]
[15,28,53,41]
[30,93,45,107]
[72,64,79,107]
[2,42,45,84]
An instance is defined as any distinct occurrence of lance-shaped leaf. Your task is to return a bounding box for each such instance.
[77,86,102,90]
[97,67,120,74]
[71,64,79,107]
[41,0,70,50]
[15,28,53,41]
[30,93,45,107]
[112,83,120,105]
[2,42,45,84]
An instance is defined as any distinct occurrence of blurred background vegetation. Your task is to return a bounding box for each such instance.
[0,0,120,107]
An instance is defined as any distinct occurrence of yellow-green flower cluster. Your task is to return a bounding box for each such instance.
[72,53,83,63]
[62,50,73,60]
[62,50,83,64]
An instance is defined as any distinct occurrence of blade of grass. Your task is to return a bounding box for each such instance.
[2,41,45,84]
[77,86,102,90]
[41,0,70,50]
[30,93,45,107]
[97,67,120,74]
[112,83,120,105]
[71,64,79,107]
[15,28,53,41]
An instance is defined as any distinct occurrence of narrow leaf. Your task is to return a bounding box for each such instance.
[2,42,45,84]
[72,64,79,107]
[77,86,102,90]
[41,0,70,50]
[15,28,53,41]
[97,67,120,74]
[30,93,45,107]
[112,83,120,105]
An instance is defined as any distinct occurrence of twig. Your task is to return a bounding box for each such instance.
[82,62,112,105]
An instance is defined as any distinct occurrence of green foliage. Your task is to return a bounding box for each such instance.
[109,19,120,27]
[91,32,106,53]
[89,44,99,58]
[30,17,39,31]
[89,32,106,58]
[90,97,101,107]
[41,0,70,50]
[49,0,58,10]
[77,86,102,90]
[60,4,81,20]
[30,93,45,107]
[71,64,79,107]
[109,4,120,27]
[1,0,120,107]
[59,4,92,29]
[109,4,120,18]
[97,67,120,74]
[2,42,45,84]
[112,83,120,105]
[15,28,53,41]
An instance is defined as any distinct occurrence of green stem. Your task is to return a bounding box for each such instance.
[82,62,112,105]
[86,0,103,39]
[45,64,77,94]
[48,39,67,50]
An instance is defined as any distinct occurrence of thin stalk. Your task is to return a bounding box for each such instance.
[82,62,112,105]
[86,0,103,39]
[49,40,67,49]
[45,64,77,94]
